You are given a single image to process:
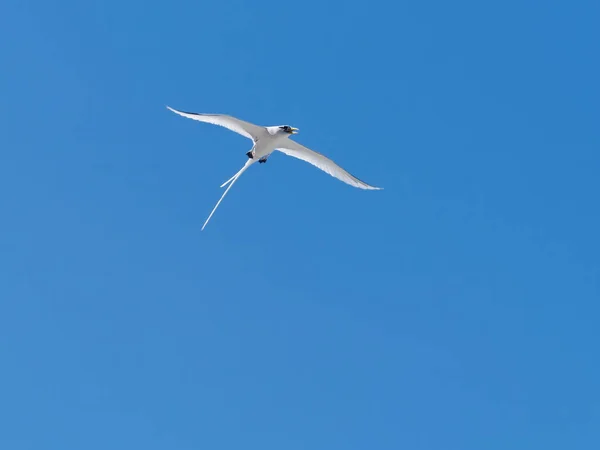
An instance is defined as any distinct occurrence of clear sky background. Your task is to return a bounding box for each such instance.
[1,1,599,449]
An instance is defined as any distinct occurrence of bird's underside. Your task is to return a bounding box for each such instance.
[246,149,270,163]
[166,106,382,229]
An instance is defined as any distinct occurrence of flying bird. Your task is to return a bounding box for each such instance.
[166,106,382,230]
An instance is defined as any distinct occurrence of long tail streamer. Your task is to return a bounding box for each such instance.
[202,159,254,231]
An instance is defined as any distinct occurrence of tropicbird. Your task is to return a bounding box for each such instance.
[166,106,382,230]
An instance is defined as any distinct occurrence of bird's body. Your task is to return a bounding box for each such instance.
[166,106,381,230]
[245,126,289,162]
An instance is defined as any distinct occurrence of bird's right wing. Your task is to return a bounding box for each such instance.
[167,106,264,141]
[276,140,382,190]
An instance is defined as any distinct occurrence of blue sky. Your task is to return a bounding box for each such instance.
[1,0,599,449]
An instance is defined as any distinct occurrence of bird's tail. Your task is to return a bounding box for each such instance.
[202,159,254,231]
[222,151,255,188]
[220,171,239,188]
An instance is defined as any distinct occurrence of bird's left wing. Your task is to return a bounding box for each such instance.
[276,140,382,190]
[167,106,264,141]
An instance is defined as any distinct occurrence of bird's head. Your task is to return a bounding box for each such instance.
[279,125,299,135]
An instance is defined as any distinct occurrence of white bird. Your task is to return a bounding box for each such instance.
[166,106,382,230]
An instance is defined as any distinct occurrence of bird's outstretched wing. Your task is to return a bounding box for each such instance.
[276,140,382,190]
[167,106,264,141]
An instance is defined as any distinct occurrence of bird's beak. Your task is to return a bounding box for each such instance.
[291,127,299,134]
